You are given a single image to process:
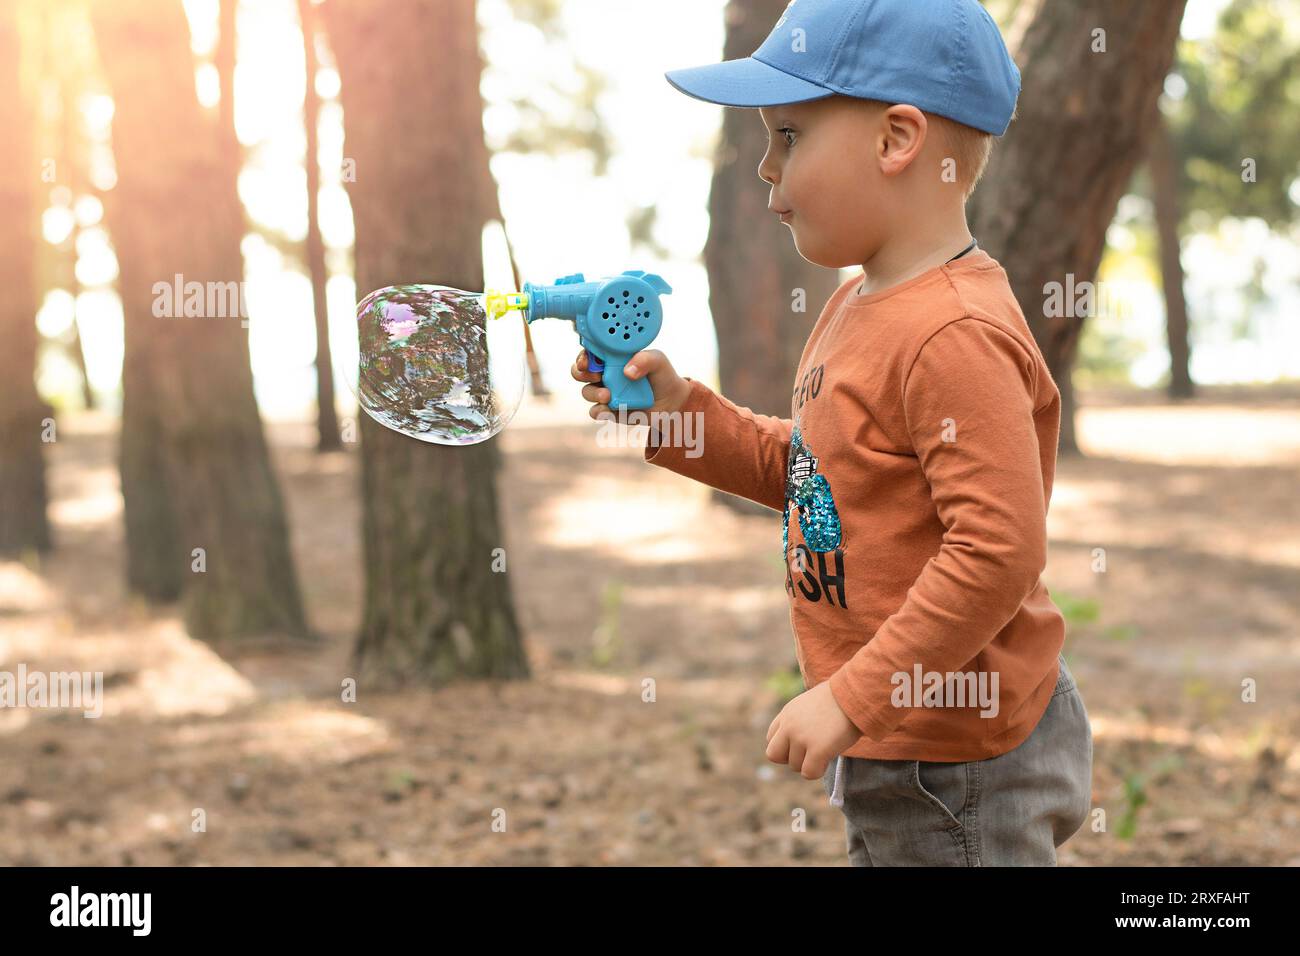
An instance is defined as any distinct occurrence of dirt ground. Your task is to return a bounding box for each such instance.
[1,382,1298,866]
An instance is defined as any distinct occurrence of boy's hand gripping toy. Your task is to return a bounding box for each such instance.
[486,270,672,412]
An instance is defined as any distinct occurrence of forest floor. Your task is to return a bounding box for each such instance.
[1,381,1298,866]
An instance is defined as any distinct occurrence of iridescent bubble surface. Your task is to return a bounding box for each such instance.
[353,284,526,445]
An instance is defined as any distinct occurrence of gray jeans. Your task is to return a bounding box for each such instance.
[820,653,1093,866]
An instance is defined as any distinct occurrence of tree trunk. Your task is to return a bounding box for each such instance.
[92,0,309,639]
[1149,114,1194,399]
[705,0,839,516]
[298,0,342,451]
[968,0,1188,454]
[326,0,528,686]
[0,1,53,557]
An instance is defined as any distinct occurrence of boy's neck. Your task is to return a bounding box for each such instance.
[857,211,975,297]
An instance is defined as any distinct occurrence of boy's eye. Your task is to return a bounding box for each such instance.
[777,127,797,147]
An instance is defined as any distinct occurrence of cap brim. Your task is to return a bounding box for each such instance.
[665,56,833,108]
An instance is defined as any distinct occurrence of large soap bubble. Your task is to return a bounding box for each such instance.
[350,284,527,445]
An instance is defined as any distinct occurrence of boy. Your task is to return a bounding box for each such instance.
[572,0,1092,866]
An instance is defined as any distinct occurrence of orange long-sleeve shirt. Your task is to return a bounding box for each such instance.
[645,249,1066,761]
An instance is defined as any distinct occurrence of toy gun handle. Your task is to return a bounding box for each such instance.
[586,351,653,412]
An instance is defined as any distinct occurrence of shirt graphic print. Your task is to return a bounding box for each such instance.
[782,416,843,560]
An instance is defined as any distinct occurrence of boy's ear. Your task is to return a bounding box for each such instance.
[878,104,926,176]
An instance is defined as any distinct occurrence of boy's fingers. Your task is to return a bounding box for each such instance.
[581,384,611,403]
[765,724,790,764]
[804,752,831,781]
[787,742,807,774]
[798,750,825,780]
[571,359,601,383]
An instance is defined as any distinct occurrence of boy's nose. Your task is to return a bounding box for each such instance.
[758,150,779,185]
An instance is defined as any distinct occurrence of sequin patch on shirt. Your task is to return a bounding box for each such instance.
[783,425,842,556]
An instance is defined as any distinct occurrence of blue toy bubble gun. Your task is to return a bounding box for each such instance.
[485,270,672,412]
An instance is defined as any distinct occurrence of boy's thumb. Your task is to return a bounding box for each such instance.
[624,350,663,379]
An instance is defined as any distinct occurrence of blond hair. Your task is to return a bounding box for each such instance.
[928,112,995,201]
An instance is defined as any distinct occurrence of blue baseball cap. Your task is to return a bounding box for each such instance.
[665,0,1021,136]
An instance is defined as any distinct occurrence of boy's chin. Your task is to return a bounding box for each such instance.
[790,234,855,271]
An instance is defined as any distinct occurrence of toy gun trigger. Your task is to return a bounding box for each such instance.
[585,348,606,375]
